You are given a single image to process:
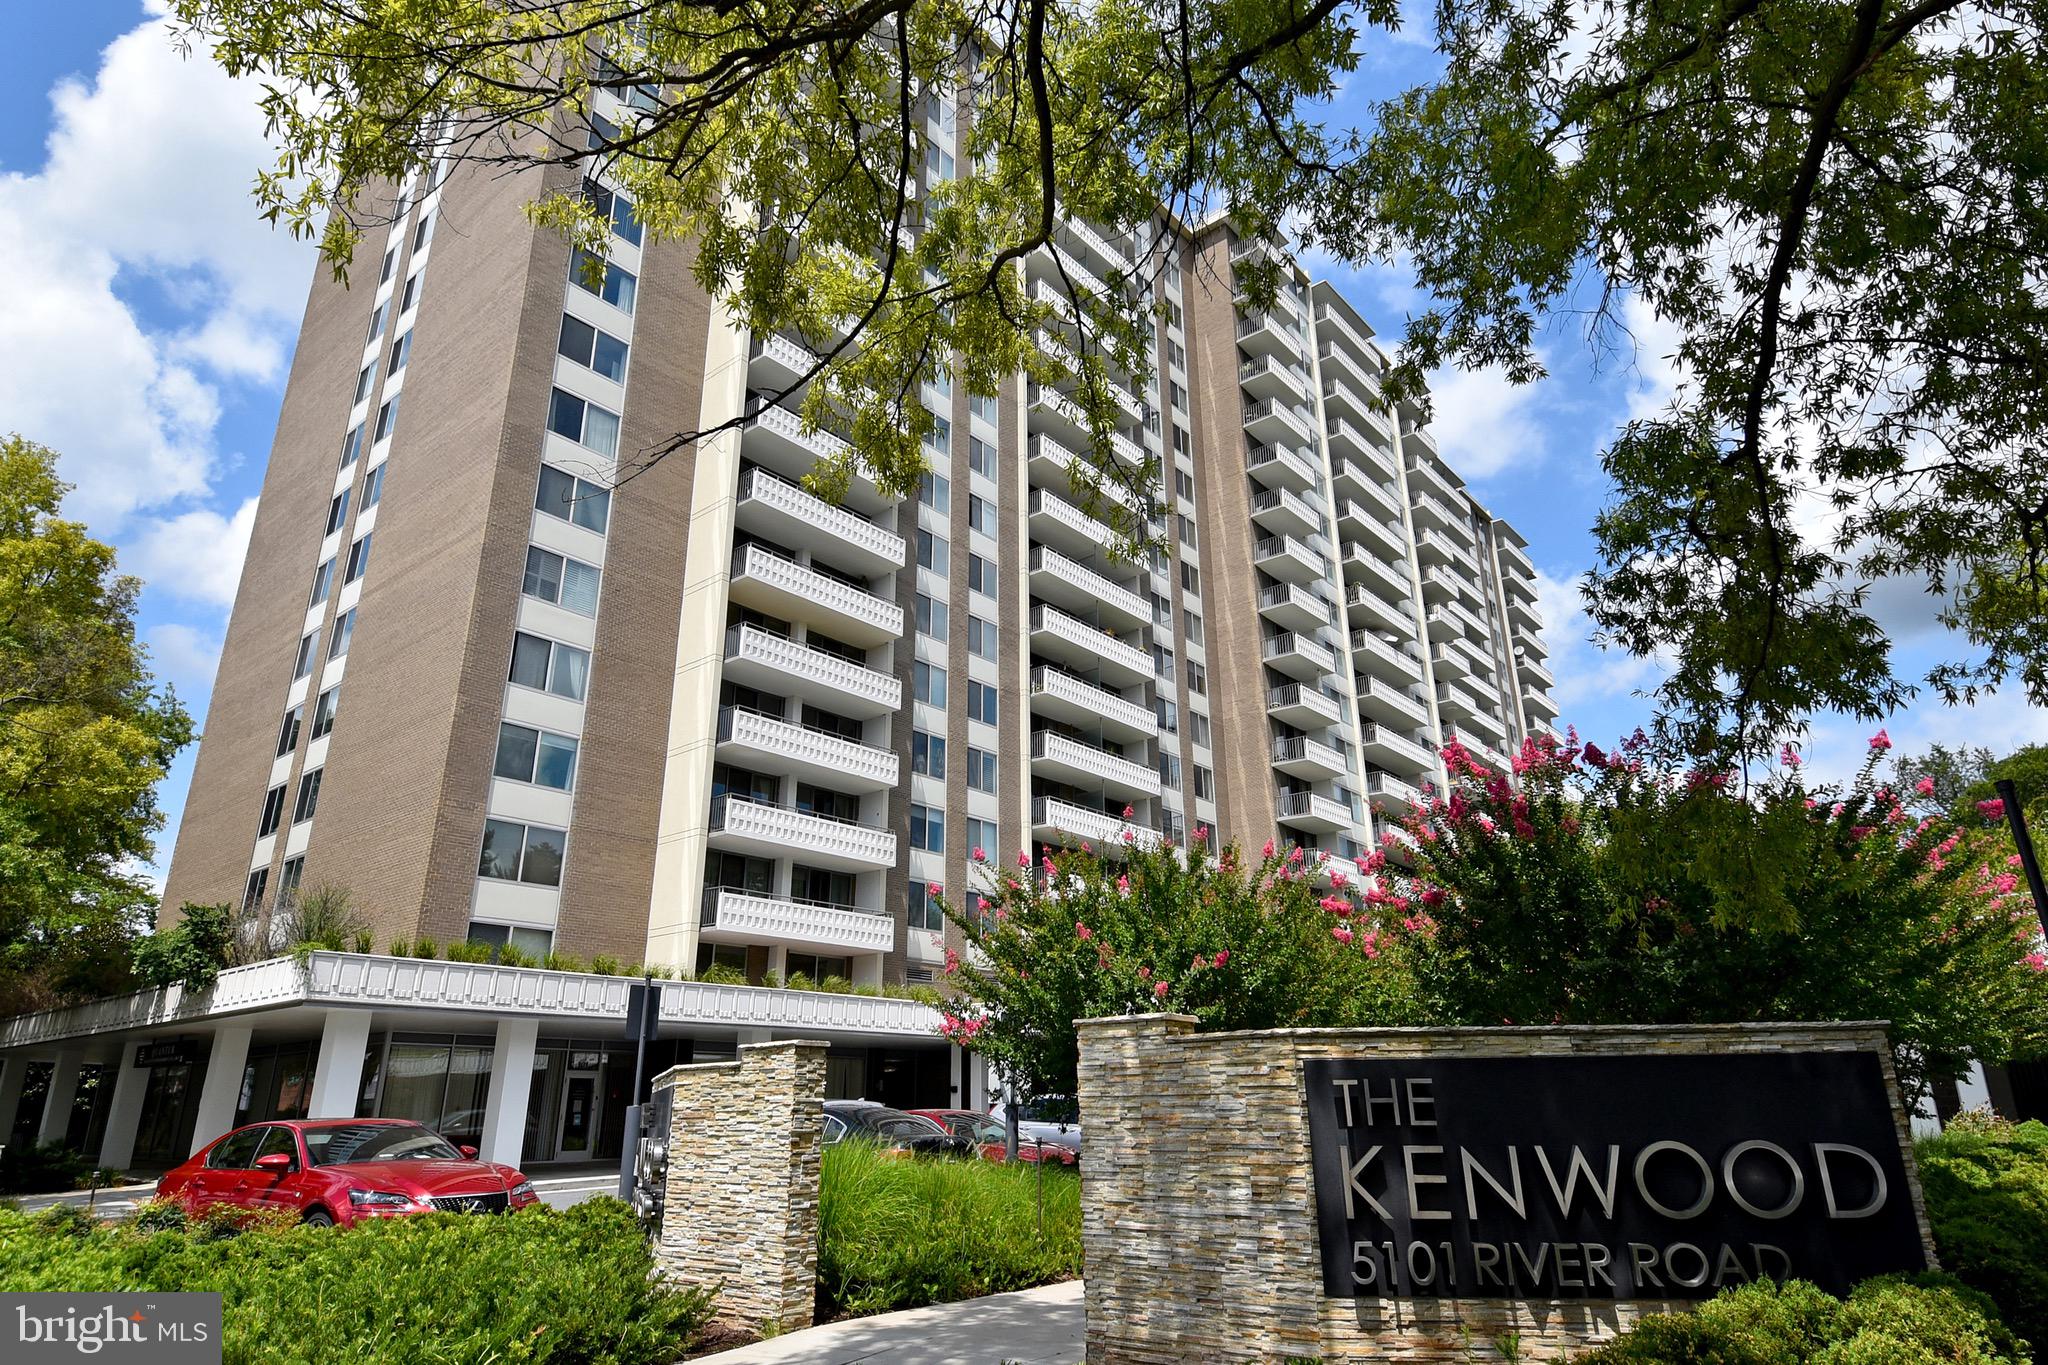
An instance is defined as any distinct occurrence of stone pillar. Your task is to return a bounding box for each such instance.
[35,1046,87,1148]
[653,1039,828,1333]
[477,1017,539,1165]
[96,1045,153,1173]
[0,1056,30,1145]
[189,1027,253,1156]
[307,1009,374,1118]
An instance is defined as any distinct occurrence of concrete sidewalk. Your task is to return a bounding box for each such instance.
[691,1281,1083,1365]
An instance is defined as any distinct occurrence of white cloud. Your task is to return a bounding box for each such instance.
[1531,565,1664,719]
[1421,361,1552,480]
[127,496,258,607]
[145,621,225,699]
[1618,293,1687,422]
[0,6,309,530]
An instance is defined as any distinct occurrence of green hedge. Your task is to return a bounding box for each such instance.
[1576,1275,2027,1363]
[816,1142,1080,1318]
[1918,1112,2048,1350]
[0,1198,712,1364]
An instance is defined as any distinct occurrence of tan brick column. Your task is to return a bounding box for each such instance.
[653,1039,828,1332]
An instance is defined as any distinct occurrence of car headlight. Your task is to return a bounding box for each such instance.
[348,1189,417,1208]
[510,1181,536,1200]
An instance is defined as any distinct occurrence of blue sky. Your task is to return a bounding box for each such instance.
[3,3,2040,884]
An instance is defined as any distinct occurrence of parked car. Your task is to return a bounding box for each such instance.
[909,1108,1078,1166]
[988,1095,1081,1158]
[158,1119,539,1228]
[822,1100,974,1157]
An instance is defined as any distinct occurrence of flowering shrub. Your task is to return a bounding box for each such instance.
[936,826,1416,1098]
[1369,729,2048,1097]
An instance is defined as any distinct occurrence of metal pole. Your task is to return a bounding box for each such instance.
[618,974,653,1200]
[1999,779,2048,938]
[1003,1076,1019,1163]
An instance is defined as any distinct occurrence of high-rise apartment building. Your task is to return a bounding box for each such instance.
[158,96,1553,990]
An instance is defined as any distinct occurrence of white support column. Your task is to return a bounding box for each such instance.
[477,1017,538,1166]
[307,1010,374,1119]
[0,1055,30,1144]
[96,1044,153,1173]
[35,1046,87,1148]
[189,1027,253,1156]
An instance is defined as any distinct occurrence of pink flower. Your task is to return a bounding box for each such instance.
[1075,922,1092,941]
[1915,778,1937,797]
[1152,980,1170,1000]
[2029,953,2047,974]
[927,881,943,897]
[1138,966,1151,980]
[1018,850,1031,868]
[1261,838,1276,859]
[1979,798,2008,822]
[1122,804,1136,820]
[1869,728,1892,752]
[1331,926,1354,945]
[1212,949,1230,967]
[972,846,987,862]
[1994,873,2020,896]
[1779,742,1802,769]
[1420,886,1446,908]
[1116,874,1131,894]
[1830,802,1847,819]
[1319,895,1352,917]
[1288,846,1304,865]
[1359,929,1381,959]
[1328,869,1348,888]
[1194,825,1209,843]
[1081,841,1092,853]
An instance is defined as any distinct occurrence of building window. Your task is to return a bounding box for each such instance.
[1173,425,1191,457]
[1156,697,1179,733]
[1186,659,1207,696]
[343,534,373,584]
[493,722,579,790]
[557,313,630,383]
[968,615,996,660]
[919,471,949,514]
[325,489,351,535]
[1189,710,1210,746]
[569,247,637,313]
[1175,467,1194,501]
[966,680,997,725]
[328,609,357,659]
[968,553,994,596]
[908,882,945,931]
[1153,643,1174,679]
[910,803,944,852]
[399,271,424,314]
[389,329,414,373]
[912,730,946,778]
[257,784,287,838]
[379,246,396,284]
[968,816,997,856]
[363,463,386,508]
[339,424,364,469]
[968,435,995,476]
[917,527,949,575]
[1193,765,1215,801]
[478,818,567,886]
[374,394,402,443]
[292,631,319,681]
[1159,754,1182,790]
[523,546,602,616]
[243,868,269,911]
[1169,381,1187,411]
[311,687,340,740]
[967,746,996,793]
[278,855,306,900]
[582,178,642,245]
[912,660,947,706]
[366,301,388,344]
[546,388,621,459]
[927,414,952,453]
[1178,514,1198,549]
[967,495,996,536]
[1167,339,1186,369]
[1183,609,1204,646]
[509,631,590,701]
[915,592,947,642]
[353,364,375,405]
[1181,561,1201,595]
[412,211,434,251]
[309,558,335,607]
[276,705,303,758]
[536,464,610,534]
[292,768,323,823]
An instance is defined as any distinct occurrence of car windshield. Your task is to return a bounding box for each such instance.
[302,1123,463,1167]
[1018,1097,1078,1125]
[874,1114,947,1139]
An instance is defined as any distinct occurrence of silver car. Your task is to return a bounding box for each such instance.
[988,1095,1081,1158]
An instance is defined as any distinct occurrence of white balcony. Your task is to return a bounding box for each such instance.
[1029,546,1149,630]
[1409,491,1469,536]
[1247,444,1321,494]
[1029,666,1156,743]
[1313,300,1376,362]
[1251,486,1322,539]
[1244,397,1312,447]
[1517,652,1555,690]
[1346,583,1415,634]
[736,466,904,576]
[1060,217,1135,276]
[1239,353,1307,401]
[1350,629,1423,684]
[1336,462,1401,515]
[1263,631,1337,683]
[1028,383,1092,443]
[1322,380,1376,428]
[1365,771,1423,816]
[1404,425,1443,462]
[1029,604,1152,686]
[1358,723,1434,776]
[1419,565,1475,606]
[699,888,894,956]
[1254,535,1326,586]
[1268,682,1342,729]
[1507,594,1542,634]
[1500,539,1536,577]
[1344,545,1413,601]
[742,403,886,512]
[723,624,901,720]
[747,333,820,392]
[729,543,902,647]
[1433,683,1479,722]
[1524,688,1561,721]
[1460,704,1509,744]
[1028,487,1116,557]
[1406,449,1458,502]
[1032,731,1161,801]
[1416,527,1472,569]
[1423,606,1463,643]
[708,794,896,871]
[1276,789,1353,834]
[716,706,898,792]
[1358,676,1429,728]
[1033,797,1161,851]
[1426,642,1470,680]
[1237,307,1308,362]
[1259,582,1334,634]
[1272,735,1348,782]
[1028,433,1139,514]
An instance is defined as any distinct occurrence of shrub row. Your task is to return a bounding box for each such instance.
[0,1197,712,1365]
[816,1142,1081,1318]
[1916,1112,2048,1351]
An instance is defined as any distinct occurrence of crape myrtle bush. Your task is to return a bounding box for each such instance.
[0,1197,713,1364]
[816,1140,1079,1318]
[1917,1113,2048,1352]
[1575,1275,2028,1364]
[937,727,2048,1102]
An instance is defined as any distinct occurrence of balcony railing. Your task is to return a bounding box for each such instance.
[708,793,896,868]
[1029,545,1149,627]
[1028,604,1151,682]
[1273,734,1349,777]
[1029,665,1156,737]
[716,705,898,790]
[729,542,901,644]
[724,624,900,715]
[1031,730,1162,798]
[737,466,904,572]
[1275,789,1353,829]
[699,887,894,955]
[1267,682,1343,727]
[1032,797,1161,850]
[1358,723,1434,772]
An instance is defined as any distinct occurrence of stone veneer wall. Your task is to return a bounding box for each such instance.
[652,1039,827,1332]
[1075,1014,1935,1364]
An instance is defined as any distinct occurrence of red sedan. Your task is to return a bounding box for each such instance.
[158,1118,539,1227]
[908,1108,1078,1166]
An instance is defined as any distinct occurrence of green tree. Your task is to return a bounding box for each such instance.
[0,435,195,1013]
[1893,744,1997,818]
[938,829,1415,1098]
[1964,745,2048,829]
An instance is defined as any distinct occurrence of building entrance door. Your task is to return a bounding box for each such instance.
[556,1069,599,1159]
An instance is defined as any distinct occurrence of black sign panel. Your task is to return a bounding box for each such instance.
[135,1040,199,1068]
[1304,1052,1926,1300]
